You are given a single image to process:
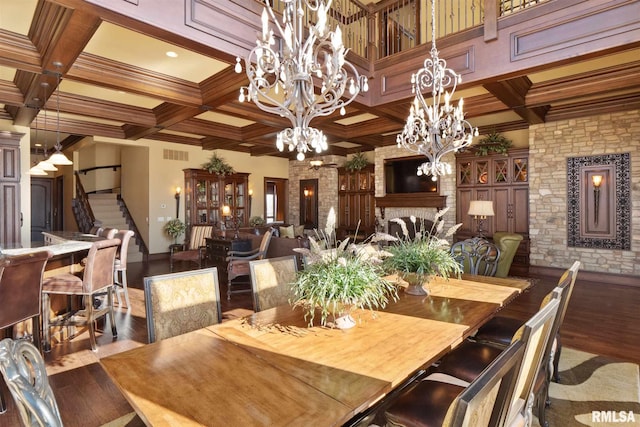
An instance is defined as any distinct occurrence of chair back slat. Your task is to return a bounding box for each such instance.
[447,340,526,427]
[250,255,298,312]
[451,237,501,276]
[144,267,222,343]
[505,298,560,426]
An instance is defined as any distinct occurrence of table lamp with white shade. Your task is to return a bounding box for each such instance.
[468,200,494,237]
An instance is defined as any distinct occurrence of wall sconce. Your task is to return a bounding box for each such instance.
[592,175,603,224]
[175,186,181,219]
[468,200,494,237]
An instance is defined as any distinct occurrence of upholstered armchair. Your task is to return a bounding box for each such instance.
[492,232,523,278]
[170,225,212,271]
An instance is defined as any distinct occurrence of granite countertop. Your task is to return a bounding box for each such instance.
[2,240,93,257]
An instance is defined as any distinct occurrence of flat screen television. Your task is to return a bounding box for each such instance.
[384,157,438,193]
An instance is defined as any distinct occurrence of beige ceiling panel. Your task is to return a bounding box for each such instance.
[83,22,228,83]
[197,111,255,127]
[61,80,163,109]
[0,65,16,81]
[0,0,37,35]
[335,113,378,125]
[56,111,123,126]
[333,141,362,148]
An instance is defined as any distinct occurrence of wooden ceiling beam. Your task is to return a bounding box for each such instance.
[143,133,204,147]
[0,30,41,72]
[57,92,156,126]
[170,117,243,140]
[545,93,640,123]
[483,77,547,124]
[67,53,203,107]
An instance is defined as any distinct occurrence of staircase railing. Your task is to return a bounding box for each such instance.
[115,194,149,259]
[73,171,96,233]
[73,171,149,260]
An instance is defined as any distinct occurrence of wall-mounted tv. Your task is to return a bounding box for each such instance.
[384,157,438,194]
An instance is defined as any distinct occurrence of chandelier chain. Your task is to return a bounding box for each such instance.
[397,0,477,180]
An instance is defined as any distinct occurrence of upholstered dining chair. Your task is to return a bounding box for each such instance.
[169,225,212,271]
[88,225,103,235]
[432,297,560,427]
[227,229,273,300]
[144,267,222,343]
[0,338,63,426]
[249,255,298,312]
[385,340,525,427]
[450,236,501,276]
[472,260,580,427]
[0,251,52,353]
[42,238,121,352]
[113,229,135,309]
[98,227,118,239]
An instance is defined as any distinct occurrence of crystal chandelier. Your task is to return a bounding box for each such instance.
[396,0,477,180]
[236,0,368,161]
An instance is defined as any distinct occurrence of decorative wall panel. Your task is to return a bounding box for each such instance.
[567,153,630,250]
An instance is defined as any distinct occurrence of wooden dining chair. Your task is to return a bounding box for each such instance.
[144,267,222,343]
[113,229,135,309]
[227,229,273,300]
[385,340,525,427]
[432,297,560,427]
[0,338,63,426]
[249,255,298,312]
[42,238,120,352]
[450,237,501,276]
[98,227,119,239]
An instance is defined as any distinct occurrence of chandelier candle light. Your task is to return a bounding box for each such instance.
[396,0,478,180]
[236,0,368,160]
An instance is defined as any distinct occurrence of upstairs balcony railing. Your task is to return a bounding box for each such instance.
[266,0,550,60]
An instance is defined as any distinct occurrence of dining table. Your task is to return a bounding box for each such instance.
[100,274,530,426]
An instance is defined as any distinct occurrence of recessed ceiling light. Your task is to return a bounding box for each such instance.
[166,51,178,58]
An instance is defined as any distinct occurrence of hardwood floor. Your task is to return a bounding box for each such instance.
[1,258,638,426]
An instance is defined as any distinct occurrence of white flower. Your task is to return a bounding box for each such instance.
[390,217,409,238]
[325,207,336,237]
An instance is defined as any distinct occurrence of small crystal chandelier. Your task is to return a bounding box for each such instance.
[396,0,477,180]
[236,0,368,161]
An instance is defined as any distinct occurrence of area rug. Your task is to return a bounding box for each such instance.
[539,347,640,427]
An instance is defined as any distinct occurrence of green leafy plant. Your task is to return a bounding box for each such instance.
[473,131,512,156]
[164,218,186,244]
[343,152,370,172]
[202,152,235,175]
[249,216,266,227]
[382,208,462,281]
[291,209,398,327]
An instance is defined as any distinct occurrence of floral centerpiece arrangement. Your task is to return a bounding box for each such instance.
[383,208,462,295]
[291,209,398,329]
[164,218,186,244]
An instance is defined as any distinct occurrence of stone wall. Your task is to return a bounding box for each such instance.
[288,155,344,229]
[374,146,458,235]
[529,110,640,275]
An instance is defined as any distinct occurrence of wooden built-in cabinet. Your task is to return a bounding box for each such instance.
[1,134,21,248]
[455,148,530,274]
[183,169,249,232]
[337,165,375,241]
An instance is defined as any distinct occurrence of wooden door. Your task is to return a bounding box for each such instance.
[31,178,53,243]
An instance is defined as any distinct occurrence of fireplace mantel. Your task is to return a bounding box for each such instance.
[375,193,447,218]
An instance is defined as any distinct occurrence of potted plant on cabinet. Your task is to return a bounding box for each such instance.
[383,209,462,295]
[291,209,398,329]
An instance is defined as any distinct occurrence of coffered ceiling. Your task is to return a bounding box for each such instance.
[1,0,639,159]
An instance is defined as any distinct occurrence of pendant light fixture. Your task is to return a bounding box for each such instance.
[396,0,477,180]
[47,62,73,166]
[34,84,57,172]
